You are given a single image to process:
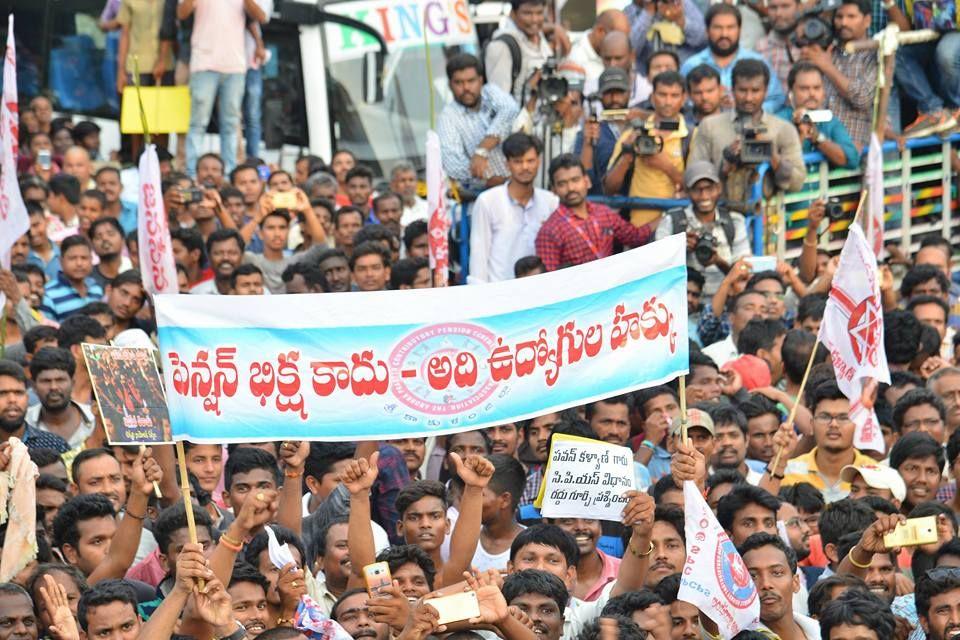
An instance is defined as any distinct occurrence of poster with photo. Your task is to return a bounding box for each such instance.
[82,344,172,445]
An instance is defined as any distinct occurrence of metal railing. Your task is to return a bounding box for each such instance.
[770,133,960,260]
[452,134,960,282]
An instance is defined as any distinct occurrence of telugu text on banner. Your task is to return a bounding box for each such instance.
[155,234,689,442]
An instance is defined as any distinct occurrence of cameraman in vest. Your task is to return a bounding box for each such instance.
[654,161,751,297]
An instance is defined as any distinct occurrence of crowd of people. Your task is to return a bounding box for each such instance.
[3,0,960,639]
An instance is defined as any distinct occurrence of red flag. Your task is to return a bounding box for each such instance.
[426,130,449,287]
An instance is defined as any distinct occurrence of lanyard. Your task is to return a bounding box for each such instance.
[562,209,603,259]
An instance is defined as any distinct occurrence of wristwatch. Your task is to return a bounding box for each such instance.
[815,132,827,146]
[473,148,489,158]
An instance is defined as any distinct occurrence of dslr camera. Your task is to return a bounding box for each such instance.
[626,118,679,156]
[734,119,772,165]
[694,232,718,265]
[791,0,842,48]
[825,197,844,221]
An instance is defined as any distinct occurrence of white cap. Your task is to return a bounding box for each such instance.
[111,329,156,350]
[840,464,906,502]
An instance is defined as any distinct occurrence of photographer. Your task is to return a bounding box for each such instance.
[654,161,750,297]
[624,0,707,71]
[688,59,804,208]
[603,71,690,227]
[797,0,877,151]
[574,68,635,195]
[776,62,859,168]
[755,0,803,90]
[514,61,584,167]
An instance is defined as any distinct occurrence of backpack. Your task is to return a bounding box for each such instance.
[482,33,522,96]
[667,206,736,247]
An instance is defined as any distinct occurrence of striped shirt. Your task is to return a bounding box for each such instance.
[41,272,104,322]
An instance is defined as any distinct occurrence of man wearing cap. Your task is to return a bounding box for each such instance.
[665,409,716,465]
[575,67,634,196]
[604,70,690,228]
[842,464,906,509]
[654,160,750,297]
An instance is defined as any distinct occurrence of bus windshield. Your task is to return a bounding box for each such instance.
[321,0,479,175]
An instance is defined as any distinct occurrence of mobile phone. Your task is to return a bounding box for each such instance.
[883,516,938,547]
[744,255,777,272]
[181,187,204,205]
[37,149,51,171]
[424,591,481,625]
[271,191,298,210]
[362,562,392,598]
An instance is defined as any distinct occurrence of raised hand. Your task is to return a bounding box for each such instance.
[276,562,307,616]
[671,441,706,486]
[398,601,441,640]
[39,574,80,640]
[132,448,163,496]
[366,581,411,632]
[279,441,309,471]
[449,453,494,489]
[174,543,214,594]
[471,584,509,626]
[234,488,279,537]
[338,452,380,495]
[193,576,235,629]
[858,513,907,555]
[621,490,655,536]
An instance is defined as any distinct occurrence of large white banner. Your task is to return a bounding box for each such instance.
[155,235,689,442]
[138,144,178,296]
[0,16,29,269]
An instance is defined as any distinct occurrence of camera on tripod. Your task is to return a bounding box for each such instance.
[537,58,569,105]
[734,119,772,165]
[791,0,842,48]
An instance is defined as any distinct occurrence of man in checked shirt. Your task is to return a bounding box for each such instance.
[535,154,654,271]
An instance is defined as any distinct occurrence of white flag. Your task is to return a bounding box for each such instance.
[426,130,449,287]
[137,144,177,295]
[864,133,884,258]
[0,16,29,269]
[678,481,759,639]
[817,222,890,453]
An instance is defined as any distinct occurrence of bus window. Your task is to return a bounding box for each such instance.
[261,21,308,149]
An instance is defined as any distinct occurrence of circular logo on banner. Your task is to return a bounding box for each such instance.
[388,322,500,416]
[714,532,756,608]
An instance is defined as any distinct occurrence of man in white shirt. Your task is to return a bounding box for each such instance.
[703,289,767,366]
[389,162,428,227]
[468,133,558,284]
[566,9,630,87]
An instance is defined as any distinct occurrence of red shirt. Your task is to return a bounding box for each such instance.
[535,202,653,271]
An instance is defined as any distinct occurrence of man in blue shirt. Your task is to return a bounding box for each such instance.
[680,3,785,113]
[775,61,859,169]
[95,167,138,234]
[40,236,104,323]
[574,67,634,195]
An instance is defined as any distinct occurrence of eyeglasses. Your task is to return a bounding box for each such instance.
[813,413,852,426]
[926,567,960,581]
[783,517,804,528]
[759,291,786,301]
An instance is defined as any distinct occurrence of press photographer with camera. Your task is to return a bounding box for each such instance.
[796,0,877,151]
[574,68,636,195]
[776,61,859,168]
[654,161,750,297]
[755,0,804,90]
[603,71,690,227]
[688,59,804,207]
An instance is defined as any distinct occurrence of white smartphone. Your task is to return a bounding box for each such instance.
[744,256,777,272]
[424,591,481,625]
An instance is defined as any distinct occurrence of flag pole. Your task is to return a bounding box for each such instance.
[678,375,688,446]
[174,440,204,588]
[769,339,820,472]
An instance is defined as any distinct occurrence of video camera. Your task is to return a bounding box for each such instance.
[537,58,569,105]
[694,232,718,265]
[791,0,842,48]
[627,118,679,156]
[734,118,772,165]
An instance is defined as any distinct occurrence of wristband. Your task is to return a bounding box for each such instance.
[848,546,872,569]
[765,466,784,480]
[473,148,489,158]
[125,510,146,521]
[284,469,304,478]
[641,439,656,450]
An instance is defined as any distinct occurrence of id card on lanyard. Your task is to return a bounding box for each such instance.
[563,212,604,260]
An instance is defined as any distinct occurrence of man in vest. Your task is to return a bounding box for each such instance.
[654,161,751,297]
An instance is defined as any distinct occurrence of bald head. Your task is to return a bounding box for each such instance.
[591,9,631,49]
[600,31,633,72]
[62,146,93,184]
